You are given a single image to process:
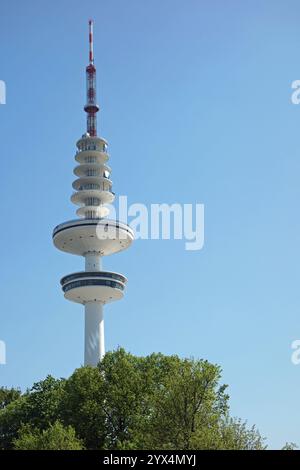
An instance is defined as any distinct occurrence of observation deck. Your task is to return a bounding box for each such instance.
[53,218,134,256]
[60,271,127,304]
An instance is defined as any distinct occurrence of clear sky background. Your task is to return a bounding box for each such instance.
[1,0,300,449]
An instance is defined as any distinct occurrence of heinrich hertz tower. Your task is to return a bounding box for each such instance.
[53,21,134,366]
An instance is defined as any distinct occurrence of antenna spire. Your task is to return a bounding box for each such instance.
[84,19,99,136]
[89,19,94,64]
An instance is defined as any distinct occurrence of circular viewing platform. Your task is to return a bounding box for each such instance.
[53,218,134,256]
[60,271,127,304]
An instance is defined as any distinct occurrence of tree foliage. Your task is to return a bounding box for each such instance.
[0,349,267,450]
[0,388,21,410]
[14,421,83,450]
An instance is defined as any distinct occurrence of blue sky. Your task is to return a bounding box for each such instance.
[1,0,300,449]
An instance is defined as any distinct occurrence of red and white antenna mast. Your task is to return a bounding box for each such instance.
[84,19,99,136]
[89,19,94,64]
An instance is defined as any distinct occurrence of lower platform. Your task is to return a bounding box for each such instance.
[61,271,127,304]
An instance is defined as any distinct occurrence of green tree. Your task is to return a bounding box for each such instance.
[0,375,64,449]
[0,348,270,450]
[14,421,83,450]
[213,417,266,450]
[138,357,230,449]
[58,366,106,449]
[23,375,65,429]
[282,442,298,450]
[99,348,153,449]
[0,394,28,449]
[0,387,21,410]
[99,349,187,449]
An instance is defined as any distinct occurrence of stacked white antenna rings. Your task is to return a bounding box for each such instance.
[72,134,114,219]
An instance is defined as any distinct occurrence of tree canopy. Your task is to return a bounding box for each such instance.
[0,348,267,450]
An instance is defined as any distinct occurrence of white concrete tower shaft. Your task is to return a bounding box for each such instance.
[85,302,104,366]
[85,253,104,365]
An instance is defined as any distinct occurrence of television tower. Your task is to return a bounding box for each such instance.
[53,20,134,366]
